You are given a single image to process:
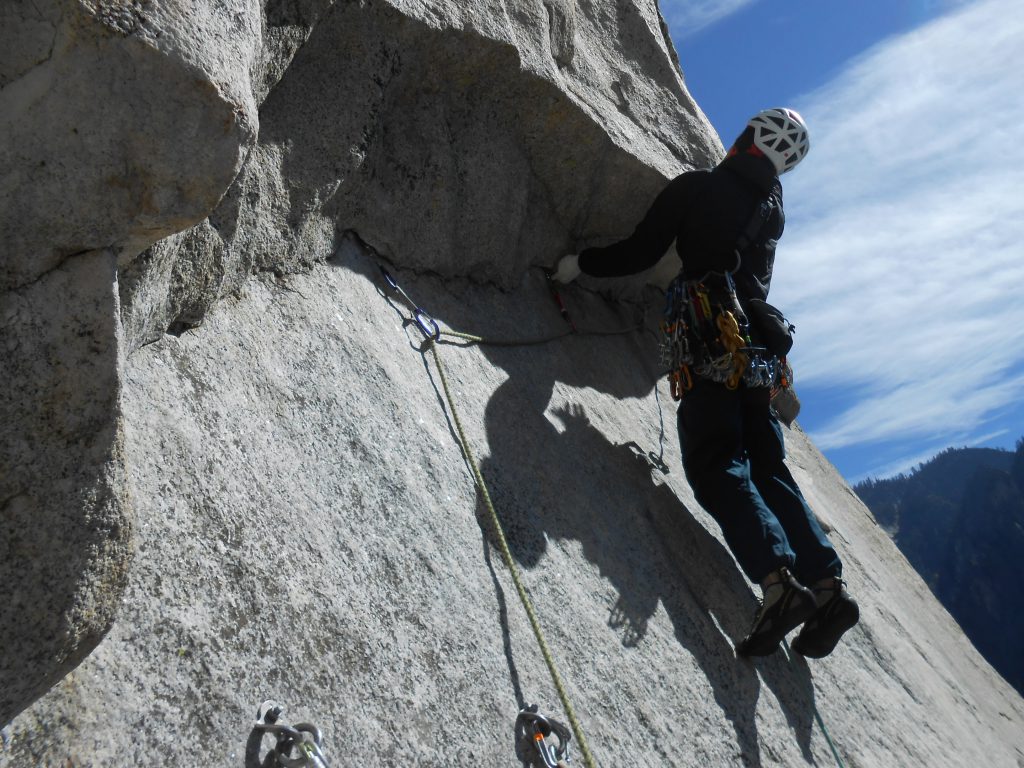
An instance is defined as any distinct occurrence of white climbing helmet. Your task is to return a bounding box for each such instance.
[747,108,810,175]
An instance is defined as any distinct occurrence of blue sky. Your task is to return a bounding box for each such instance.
[660,0,1024,482]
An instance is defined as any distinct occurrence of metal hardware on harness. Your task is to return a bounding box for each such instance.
[662,269,789,396]
[716,311,748,390]
[516,705,572,768]
[379,266,441,341]
[668,365,692,401]
[253,700,331,768]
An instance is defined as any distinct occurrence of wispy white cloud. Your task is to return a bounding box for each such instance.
[774,0,1024,454]
[658,0,758,38]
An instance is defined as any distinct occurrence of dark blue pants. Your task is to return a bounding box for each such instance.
[678,378,841,585]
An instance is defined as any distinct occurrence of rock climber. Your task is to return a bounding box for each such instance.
[552,108,859,658]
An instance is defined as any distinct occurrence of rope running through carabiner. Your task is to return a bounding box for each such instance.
[426,337,597,768]
[377,264,847,768]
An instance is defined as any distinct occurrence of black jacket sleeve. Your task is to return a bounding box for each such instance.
[577,172,700,278]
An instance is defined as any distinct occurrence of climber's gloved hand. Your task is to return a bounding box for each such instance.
[551,254,581,284]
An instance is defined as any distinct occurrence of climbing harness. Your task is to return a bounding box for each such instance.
[252,700,330,768]
[516,704,573,768]
[379,265,601,768]
[660,268,781,399]
[661,180,792,401]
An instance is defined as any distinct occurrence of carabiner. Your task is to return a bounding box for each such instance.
[699,290,712,320]
[379,265,400,293]
[379,265,441,341]
[277,727,329,768]
[414,308,441,341]
[254,701,331,768]
[516,706,571,768]
[669,365,693,401]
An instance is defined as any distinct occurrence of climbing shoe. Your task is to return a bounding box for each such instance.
[791,578,860,659]
[736,567,817,657]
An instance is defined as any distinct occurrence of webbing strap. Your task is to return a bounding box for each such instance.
[426,340,598,768]
[735,178,781,253]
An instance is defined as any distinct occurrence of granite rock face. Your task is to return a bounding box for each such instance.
[1,0,261,289]
[0,250,131,727]
[117,0,718,351]
[6,242,1024,766]
[0,0,261,724]
[3,1,1024,766]
[3,0,715,728]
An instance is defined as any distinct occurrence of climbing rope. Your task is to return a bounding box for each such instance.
[426,336,598,768]
[812,706,847,768]
[378,265,614,766]
[380,266,642,349]
[781,641,847,768]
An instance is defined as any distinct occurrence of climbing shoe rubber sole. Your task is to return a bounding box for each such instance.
[790,592,860,659]
[736,574,818,658]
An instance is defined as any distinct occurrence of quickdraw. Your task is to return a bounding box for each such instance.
[516,705,573,768]
[668,364,692,400]
[624,440,670,475]
[252,700,331,768]
[380,266,441,341]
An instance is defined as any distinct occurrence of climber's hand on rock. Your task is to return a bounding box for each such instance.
[551,254,581,284]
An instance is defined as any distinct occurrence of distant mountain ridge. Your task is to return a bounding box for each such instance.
[855,440,1024,696]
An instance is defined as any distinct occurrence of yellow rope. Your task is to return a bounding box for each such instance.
[426,340,598,768]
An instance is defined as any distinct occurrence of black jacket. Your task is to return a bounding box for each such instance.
[577,153,785,302]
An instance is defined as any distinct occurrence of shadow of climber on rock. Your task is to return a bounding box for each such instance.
[341,233,823,765]
[461,278,818,765]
